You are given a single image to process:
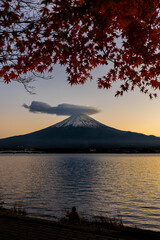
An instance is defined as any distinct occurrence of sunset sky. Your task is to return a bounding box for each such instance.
[0,64,160,139]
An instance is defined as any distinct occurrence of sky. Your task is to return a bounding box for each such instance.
[0,64,160,139]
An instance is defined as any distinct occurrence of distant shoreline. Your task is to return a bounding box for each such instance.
[1,148,160,154]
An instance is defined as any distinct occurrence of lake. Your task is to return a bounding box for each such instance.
[0,153,160,231]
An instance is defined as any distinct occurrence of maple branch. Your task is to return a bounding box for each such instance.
[13,76,36,94]
[0,0,159,97]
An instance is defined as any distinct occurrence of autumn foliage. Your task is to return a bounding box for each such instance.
[0,0,160,97]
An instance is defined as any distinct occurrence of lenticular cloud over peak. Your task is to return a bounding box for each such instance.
[23,101,100,116]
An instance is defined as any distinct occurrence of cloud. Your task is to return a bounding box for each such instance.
[23,101,100,116]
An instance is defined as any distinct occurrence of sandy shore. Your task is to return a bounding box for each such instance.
[0,212,160,240]
[0,216,118,240]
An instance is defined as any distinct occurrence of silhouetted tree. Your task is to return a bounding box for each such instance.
[0,0,160,97]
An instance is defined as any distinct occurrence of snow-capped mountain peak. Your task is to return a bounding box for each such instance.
[53,114,103,128]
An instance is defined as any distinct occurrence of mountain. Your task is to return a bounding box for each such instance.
[0,114,160,152]
[54,114,104,128]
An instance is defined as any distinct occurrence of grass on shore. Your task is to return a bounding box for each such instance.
[1,204,160,239]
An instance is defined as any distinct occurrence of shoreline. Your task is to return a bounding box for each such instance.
[1,150,160,154]
[0,209,160,240]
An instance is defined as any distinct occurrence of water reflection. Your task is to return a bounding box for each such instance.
[55,155,99,216]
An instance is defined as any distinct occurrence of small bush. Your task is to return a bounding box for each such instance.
[11,201,27,216]
[0,201,4,209]
[92,215,124,231]
[0,196,4,209]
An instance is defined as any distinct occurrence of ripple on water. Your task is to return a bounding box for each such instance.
[0,153,160,231]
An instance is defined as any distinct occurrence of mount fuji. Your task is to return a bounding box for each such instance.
[0,114,160,152]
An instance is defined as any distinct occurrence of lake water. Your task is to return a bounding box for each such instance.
[0,153,160,232]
